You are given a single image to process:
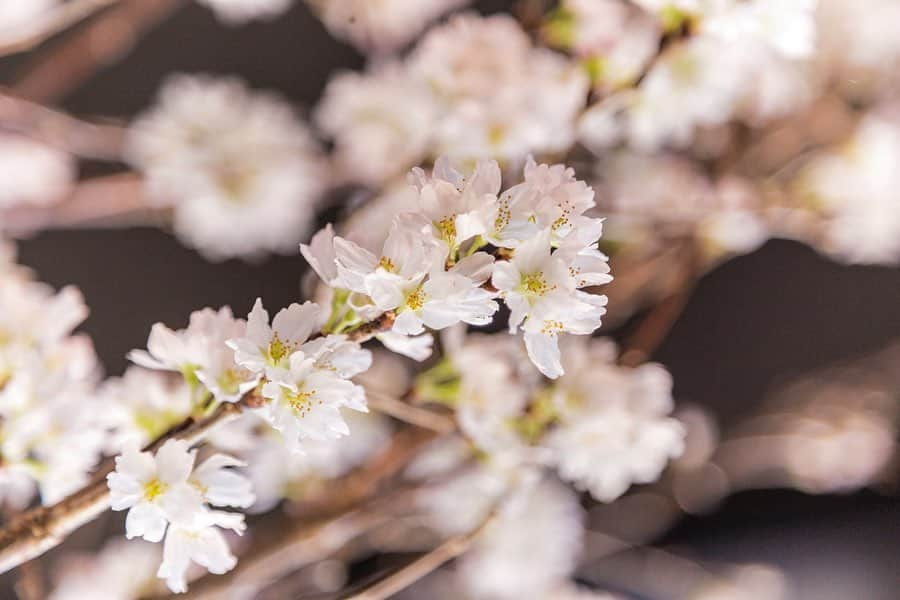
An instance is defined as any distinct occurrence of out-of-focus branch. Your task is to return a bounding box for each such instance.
[187,511,388,600]
[345,511,496,600]
[0,173,160,235]
[13,0,185,104]
[0,91,126,160]
[366,389,456,434]
[185,426,437,599]
[0,0,119,57]
[619,241,700,367]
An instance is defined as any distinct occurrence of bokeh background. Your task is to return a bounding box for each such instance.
[2,1,899,598]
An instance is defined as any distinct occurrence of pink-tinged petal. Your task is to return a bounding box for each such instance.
[300,224,339,284]
[244,298,272,347]
[272,301,319,345]
[451,252,495,284]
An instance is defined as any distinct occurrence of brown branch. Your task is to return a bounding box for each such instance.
[182,426,438,599]
[0,312,406,576]
[365,389,456,434]
[0,396,250,575]
[1,173,160,235]
[344,512,496,600]
[12,0,185,104]
[0,91,127,160]
[186,511,388,600]
[618,242,701,368]
[0,0,119,57]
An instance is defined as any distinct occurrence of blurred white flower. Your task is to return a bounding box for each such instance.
[702,0,817,60]
[101,367,194,450]
[196,0,294,25]
[316,63,438,185]
[0,134,74,210]
[800,111,900,264]
[307,0,469,53]
[0,271,105,508]
[242,410,391,512]
[0,0,57,44]
[545,0,660,92]
[542,338,685,502]
[456,477,584,600]
[126,74,324,260]
[49,539,162,600]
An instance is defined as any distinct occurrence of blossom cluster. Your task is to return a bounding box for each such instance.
[315,13,589,185]
[126,74,325,260]
[303,156,611,378]
[107,440,253,593]
[407,331,684,598]
[128,300,372,453]
[577,0,817,152]
[0,243,105,508]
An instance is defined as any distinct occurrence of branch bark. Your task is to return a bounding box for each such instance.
[0,0,119,57]
[12,0,185,104]
[0,399,247,575]
[0,91,127,160]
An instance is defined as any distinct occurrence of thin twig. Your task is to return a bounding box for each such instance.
[13,0,185,103]
[366,389,456,434]
[182,426,438,598]
[1,173,159,235]
[618,243,700,368]
[187,511,388,600]
[0,0,119,57]
[0,90,127,160]
[345,512,496,600]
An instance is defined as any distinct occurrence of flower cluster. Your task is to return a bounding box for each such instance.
[126,74,324,260]
[128,299,373,452]
[577,0,817,152]
[303,156,611,378]
[0,244,105,508]
[405,331,684,597]
[315,13,589,185]
[107,440,254,592]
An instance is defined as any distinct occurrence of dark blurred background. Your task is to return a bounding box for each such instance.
[4,1,899,598]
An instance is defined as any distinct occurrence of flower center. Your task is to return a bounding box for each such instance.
[378,256,397,272]
[434,216,457,246]
[267,334,294,365]
[405,286,428,311]
[143,478,168,501]
[286,388,318,415]
[520,273,554,297]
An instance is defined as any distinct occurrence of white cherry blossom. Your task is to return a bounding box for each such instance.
[259,351,369,451]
